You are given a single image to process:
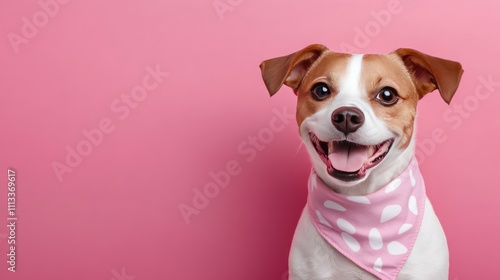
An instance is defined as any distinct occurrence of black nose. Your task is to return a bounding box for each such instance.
[331,107,365,134]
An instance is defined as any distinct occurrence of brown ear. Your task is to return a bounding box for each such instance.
[394,48,464,104]
[259,44,328,96]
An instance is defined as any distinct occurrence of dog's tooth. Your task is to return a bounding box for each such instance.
[369,145,377,156]
[328,141,334,153]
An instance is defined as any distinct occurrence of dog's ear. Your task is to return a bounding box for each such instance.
[259,44,328,96]
[394,48,464,104]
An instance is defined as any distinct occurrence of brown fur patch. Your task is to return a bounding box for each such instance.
[361,54,419,149]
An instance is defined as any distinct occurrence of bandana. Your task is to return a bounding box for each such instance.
[307,158,426,280]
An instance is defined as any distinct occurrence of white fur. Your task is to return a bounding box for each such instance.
[290,55,449,279]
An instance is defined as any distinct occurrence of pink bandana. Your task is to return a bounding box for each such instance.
[307,158,426,280]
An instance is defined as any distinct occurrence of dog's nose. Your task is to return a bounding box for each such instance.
[331,107,365,134]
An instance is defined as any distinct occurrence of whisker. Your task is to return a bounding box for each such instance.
[295,141,304,157]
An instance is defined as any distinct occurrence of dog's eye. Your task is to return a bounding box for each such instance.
[311,82,331,100]
[375,87,399,106]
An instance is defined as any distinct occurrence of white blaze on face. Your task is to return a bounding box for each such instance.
[338,54,364,100]
[327,54,368,172]
[333,54,394,145]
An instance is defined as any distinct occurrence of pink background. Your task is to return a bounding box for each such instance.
[1,0,499,279]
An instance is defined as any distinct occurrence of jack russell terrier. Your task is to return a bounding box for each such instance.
[259,44,463,280]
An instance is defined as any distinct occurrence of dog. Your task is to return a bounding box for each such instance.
[259,44,463,280]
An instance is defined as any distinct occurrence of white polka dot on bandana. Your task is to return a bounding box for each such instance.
[347,196,371,204]
[337,219,356,235]
[385,178,402,193]
[368,228,383,250]
[315,210,332,228]
[342,232,361,252]
[368,228,384,250]
[324,200,346,211]
[374,257,383,272]
[410,169,416,187]
[398,223,413,235]
[408,196,418,215]
[388,241,408,255]
[380,205,402,223]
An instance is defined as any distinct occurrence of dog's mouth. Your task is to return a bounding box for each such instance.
[309,132,394,182]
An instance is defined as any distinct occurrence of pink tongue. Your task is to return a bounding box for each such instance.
[328,142,369,172]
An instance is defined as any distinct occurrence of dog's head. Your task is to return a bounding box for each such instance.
[260,44,463,194]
